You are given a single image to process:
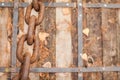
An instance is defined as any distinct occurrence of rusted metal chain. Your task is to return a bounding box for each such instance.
[25,1,44,45]
[19,52,31,80]
[13,34,39,80]
[25,2,45,26]
[16,34,39,64]
[12,52,31,80]
[27,15,36,45]
[12,0,44,79]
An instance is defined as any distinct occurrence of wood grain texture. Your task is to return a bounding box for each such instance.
[0,0,12,79]
[83,0,103,80]
[101,1,118,80]
[38,0,56,80]
[83,8,103,80]
[56,0,73,80]
[117,10,120,80]
[101,0,118,78]
[116,1,120,80]
[117,1,120,79]
[71,0,78,80]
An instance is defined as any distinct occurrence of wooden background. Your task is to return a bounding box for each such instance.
[0,0,120,80]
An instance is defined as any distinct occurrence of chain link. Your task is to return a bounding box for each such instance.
[12,0,44,79]
[25,1,44,45]
[25,2,45,26]
[17,34,39,64]
[27,15,36,45]
[19,52,31,80]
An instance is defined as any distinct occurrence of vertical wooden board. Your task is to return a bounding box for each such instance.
[0,0,12,79]
[102,8,118,80]
[0,8,11,67]
[101,0,118,79]
[71,0,78,80]
[116,1,120,80]
[38,0,56,80]
[117,0,120,79]
[0,8,11,80]
[56,0,73,80]
[83,8,103,80]
[83,0,103,80]
[101,1,118,80]
[117,9,120,80]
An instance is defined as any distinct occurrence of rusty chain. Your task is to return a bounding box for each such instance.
[25,1,44,45]
[12,52,31,80]
[16,34,40,64]
[19,52,31,80]
[12,0,44,80]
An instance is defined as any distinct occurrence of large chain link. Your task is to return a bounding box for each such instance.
[16,34,39,64]
[12,52,31,80]
[25,1,44,45]
[12,0,44,80]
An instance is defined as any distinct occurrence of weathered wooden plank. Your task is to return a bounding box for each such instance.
[38,0,56,80]
[117,9,120,80]
[83,8,103,80]
[101,0,118,80]
[116,1,120,80]
[82,1,102,80]
[71,0,78,80]
[117,0,120,79]
[56,0,73,80]
[0,8,11,67]
[102,8,118,80]
[0,0,12,79]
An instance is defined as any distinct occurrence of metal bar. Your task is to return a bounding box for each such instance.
[31,67,120,72]
[0,2,76,7]
[44,2,76,7]
[1,67,120,73]
[78,0,83,80]
[11,0,19,69]
[1,2,120,8]
[0,2,28,7]
[11,0,19,79]
[85,3,120,8]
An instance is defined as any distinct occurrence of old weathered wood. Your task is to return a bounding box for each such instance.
[0,0,12,79]
[117,1,120,80]
[117,9,120,80]
[56,0,73,80]
[82,1,102,80]
[101,0,118,80]
[71,0,78,80]
[83,8,103,80]
[38,0,56,80]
